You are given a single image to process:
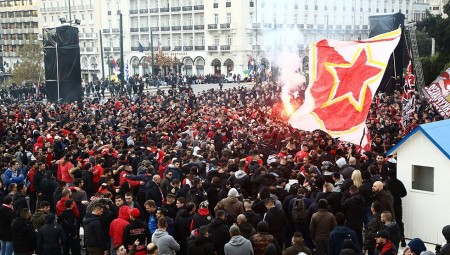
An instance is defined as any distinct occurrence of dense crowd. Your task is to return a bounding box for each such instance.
[0,81,448,255]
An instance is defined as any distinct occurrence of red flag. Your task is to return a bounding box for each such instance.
[289,28,401,147]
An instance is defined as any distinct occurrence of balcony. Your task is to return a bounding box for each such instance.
[172,26,181,31]
[140,27,149,32]
[183,25,193,30]
[220,23,231,29]
[150,8,159,13]
[102,29,111,33]
[151,27,160,31]
[171,7,181,12]
[182,6,192,11]
[173,46,182,51]
[160,7,169,12]
[252,23,261,29]
[113,47,120,52]
[275,24,283,29]
[194,25,204,30]
[194,5,204,10]
[112,28,120,33]
[130,28,139,32]
[139,9,148,14]
[220,45,230,51]
[162,46,171,51]
[263,23,272,29]
[208,45,218,51]
[336,25,342,30]
[184,46,193,51]
[161,26,170,31]
[345,25,352,30]
[307,24,314,29]
[104,47,111,52]
[195,46,205,50]
[297,24,304,29]
[287,24,294,29]
[208,24,218,29]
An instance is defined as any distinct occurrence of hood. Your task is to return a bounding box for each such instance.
[235,170,247,179]
[198,207,210,216]
[153,229,168,238]
[239,223,254,235]
[37,136,44,143]
[228,235,248,246]
[333,226,356,238]
[195,236,212,246]
[336,158,346,168]
[118,206,131,220]
[227,196,240,204]
[443,225,450,241]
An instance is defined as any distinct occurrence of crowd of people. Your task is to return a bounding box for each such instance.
[0,80,447,255]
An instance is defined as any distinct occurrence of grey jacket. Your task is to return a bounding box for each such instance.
[151,229,180,255]
[224,235,254,255]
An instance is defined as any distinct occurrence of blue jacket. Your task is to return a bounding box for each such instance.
[328,225,360,255]
[4,167,25,187]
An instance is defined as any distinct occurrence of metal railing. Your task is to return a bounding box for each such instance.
[208,24,218,29]
[194,25,204,30]
[183,25,193,30]
[182,6,193,11]
[208,45,218,50]
[220,45,230,51]
[194,5,204,10]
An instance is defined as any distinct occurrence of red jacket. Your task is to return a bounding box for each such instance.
[109,206,131,247]
[120,171,140,187]
[56,196,80,219]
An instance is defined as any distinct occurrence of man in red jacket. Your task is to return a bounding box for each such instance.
[110,206,131,250]
[56,188,80,219]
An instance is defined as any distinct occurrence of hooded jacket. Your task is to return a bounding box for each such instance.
[239,222,257,239]
[191,207,212,231]
[123,218,150,254]
[214,196,244,219]
[37,215,67,254]
[151,229,180,255]
[109,206,130,247]
[341,192,365,229]
[11,216,37,252]
[327,225,360,255]
[208,218,230,255]
[224,235,254,255]
[187,235,215,255]
[83,212,107,250]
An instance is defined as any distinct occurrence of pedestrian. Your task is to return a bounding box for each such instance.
[151,217,180,255]
[37,213,67,255]
[282,232,312,255]
[0,196,15,255]
[84,203,108,255]
[208,210,231,255]
[310,199,336,255]
[10,208,36,255]
[224,224,254,255]
[249,221,280,255]
[374,230,396,255]
[364,201,385,255]
[263,197,287,246]
[327,212,360,255]
[186,225,215,255]
[110,206,131,251]
[122,208,150,255]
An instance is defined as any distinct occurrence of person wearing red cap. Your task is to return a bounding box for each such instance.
[122,208,150,255]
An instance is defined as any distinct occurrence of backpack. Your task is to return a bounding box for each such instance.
[292,198,307,223]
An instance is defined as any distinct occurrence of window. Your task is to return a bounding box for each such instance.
[227,34,231,45]
[214,35,219,45]
[214,14,218,24]
[250,0,254,7]
[412,165,434,192]
[213,0,218,8]
[201,35,204,46]
[227,13,231,23]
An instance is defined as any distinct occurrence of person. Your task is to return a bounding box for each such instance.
[224,224,254,255]
[208,210,231,255]
[83,204,108,255]
[146,175,165,207]
[56,188,80,220]
[249,221,280,255]
[236,214,256,239]
[151,217,180,255]
[340,185,365,247]
[0,196,15,255]
[10,208,37,255]
[186,225,215,255]
[214,187,244,219]
[263,197,287,247]
[110,206,131,250]
[372,181,395,219]
[144,199,158,234]
[12,183,28,216]
[404,238,427,255]
[282,232,313,255]
[37,213,67,255]
[4,161,25,188]
[440,225,450,255]
[385,169,407,247]
[327,212,360,255]
[122,208,150,255]
[374,230,396,255]
[364,201,385,255]
[146,243,159,255]
[310,199,336,255]
[32,200,51,230]
[381,211,401,252]
[190,200,212,231]
[114,240,139,255]
[59,199,81,255]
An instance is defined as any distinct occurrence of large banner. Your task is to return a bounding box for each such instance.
[423,68,450,119]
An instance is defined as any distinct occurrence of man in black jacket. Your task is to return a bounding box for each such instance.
[264,197,287,247]
[11,208,36,254]
[187,225,216,255]
[0,196,15,255]
[37,213,67,255]
[83,204,107,255]
[122,208,150,254]
[13,183,29,216]
[207,210,230,255]
[341,185,365,247]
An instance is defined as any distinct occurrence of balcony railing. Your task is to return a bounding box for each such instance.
[194,5,204,10]
[220,45,230,51]
[173,46,182,51]
[162,46,171,51]
[252,23,261,29]
[161,26,170,31]
[195,46,205,50]
[172,26,181,31]
[208,24,218,29]
[182,6,192,11]
[160,7,169,12]
[194,25,204,30]
[113,47,120,52]
[184,46,193,51]
[130,10,138,14]
[139,9,148,14]
[220,23,230,29]
[151,27,160,31]
[208,45,218,50]
[102,29,110,33]
[140,27,149,32]
[263,23,272,29]
[112,28,120,33]
[297,24,304,29]
[104,47,111,52]
[171,7,181,11]
[150,8,159,13]
[183,25,193,30]
[130,28,139,32]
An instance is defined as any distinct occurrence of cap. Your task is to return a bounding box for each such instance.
[130,208,140,218]
[228,188,239,197]
[375,230,390,239]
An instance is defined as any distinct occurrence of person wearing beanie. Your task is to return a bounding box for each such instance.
[374,230,396,255]
[405,238,427,255]
[310,199,336,255]
[440,225,450,255]
[224,224,254,255]
[249,221,280,255]
[283,232,313,255]
[122,208,150,255]
[191,200,212,231]
[37,213,67,255]
[214,187,244,219]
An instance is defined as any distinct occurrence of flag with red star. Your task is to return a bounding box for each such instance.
[289,28,401,148]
